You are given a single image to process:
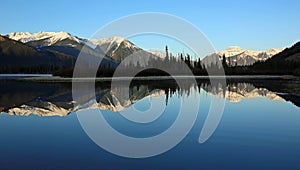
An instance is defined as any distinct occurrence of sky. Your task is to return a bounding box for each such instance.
[1,0,300,53]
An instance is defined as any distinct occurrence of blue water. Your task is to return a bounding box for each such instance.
[0,82,300,169]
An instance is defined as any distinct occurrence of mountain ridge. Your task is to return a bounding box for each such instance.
[2,31,299,76]
[5,32,155,65]
[0,34,74,70]
[202,46,284,67]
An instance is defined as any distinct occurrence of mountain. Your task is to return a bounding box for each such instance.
[6,32,116,65]
[89,36,160,65]
[6,31,298,76]
[0,35,73,70]
[7,31,82,46]
[90,36,142,63]
[202,46,284,67]
[264,42,300,62]
[89,36,128,54]
[148,50,166,58]
[251,41,300,75]
[2,31,167,74]
[6,32,156,65]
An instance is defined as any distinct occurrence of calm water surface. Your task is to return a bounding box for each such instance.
[0,78,300,169]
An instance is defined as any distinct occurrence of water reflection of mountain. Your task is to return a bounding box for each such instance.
[202,82,283,102]
[78,85,165,112]
[0,78,299,117]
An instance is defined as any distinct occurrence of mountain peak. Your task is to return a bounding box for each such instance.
[203,46,284,67]
[8,32,32,36]
[92,36,126,45]
[6,31,78,45]
[0,35,6,41]
[56,31,72,37]
[266,48,285,55]
[106,36,125,42]
[148,50,166,58]
[225,46,243,52]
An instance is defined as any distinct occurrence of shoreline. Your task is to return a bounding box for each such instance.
[8,75,299,82]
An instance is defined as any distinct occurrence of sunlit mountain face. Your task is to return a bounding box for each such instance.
[4,32,159,65]
[202,46,284,67]
[1,78,299,117]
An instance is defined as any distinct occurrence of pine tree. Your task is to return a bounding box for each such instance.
[222,54,227,68]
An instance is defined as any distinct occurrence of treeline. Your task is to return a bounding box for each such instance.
[248,61,300,75]
[54,51,209,77]
[248,41,300,76]
[199,54,300,75]
[54,52,300,77]
[113,53,207,77]
[53,65,116,77]
[17,43,300,77]
[0,64,62,74]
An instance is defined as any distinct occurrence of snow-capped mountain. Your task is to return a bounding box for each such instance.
[89,36,128,52]
[5,32,158,64]
[148,50,166,58]
[202,46,284,67]
[6,31,96,61]
[0,34,74,67]
[7,32,134,52]
[7,31,82,46]
[8,31,286,68]
[89,36,144,63]
[89,36,164,65]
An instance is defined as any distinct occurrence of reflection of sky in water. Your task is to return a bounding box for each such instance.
[0,88,300,169]
[102,94,180,138]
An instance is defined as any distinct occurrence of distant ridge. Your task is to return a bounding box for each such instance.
[202,46,284,67]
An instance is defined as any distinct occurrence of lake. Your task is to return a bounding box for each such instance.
[0,77,300,169]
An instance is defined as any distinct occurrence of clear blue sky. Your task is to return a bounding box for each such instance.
[1,0,299,52]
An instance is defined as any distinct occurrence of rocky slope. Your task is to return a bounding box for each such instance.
[0,34,73,68]
[202,46,284,67]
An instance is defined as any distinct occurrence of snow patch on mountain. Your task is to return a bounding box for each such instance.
[89,36,125,50]
[6,31,81,46]
[148,50,166,58]
[203,83,284,102]
[202,46,284,67]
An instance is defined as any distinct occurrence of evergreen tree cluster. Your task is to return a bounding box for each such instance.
[49,44,300,77]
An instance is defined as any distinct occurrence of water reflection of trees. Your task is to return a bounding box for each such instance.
[0,79,299,116]
[129,79,300,107]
